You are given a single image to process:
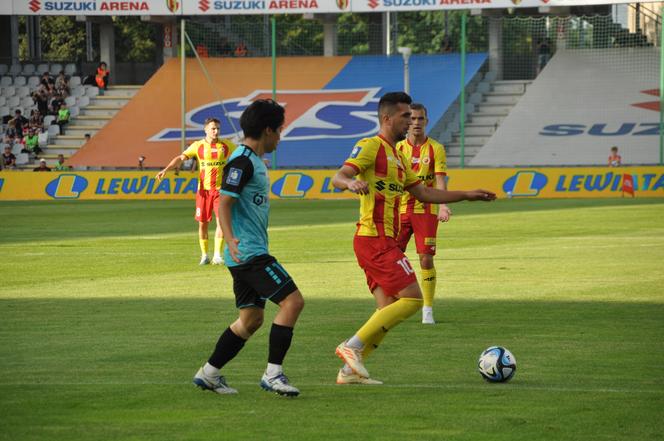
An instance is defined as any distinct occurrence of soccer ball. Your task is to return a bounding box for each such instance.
[478,346,517,383]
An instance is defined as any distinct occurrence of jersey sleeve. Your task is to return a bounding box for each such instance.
[401,151,421,189]
[182,142,199,159]
[433,141,447,175]
[221,155,254,198]
[343,138,376,174]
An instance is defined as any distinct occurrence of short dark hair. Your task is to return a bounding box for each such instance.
[410,103,428,117]
[203,117,220,127]
[240,99,285,139]
[378,92,412,119]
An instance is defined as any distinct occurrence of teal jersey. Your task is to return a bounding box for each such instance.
[220,145,270,267]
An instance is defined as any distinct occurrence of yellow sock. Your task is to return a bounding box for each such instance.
[356,297,423,345]
[214,236,224,256]
[199,239,208,257]
[421,267,437,307]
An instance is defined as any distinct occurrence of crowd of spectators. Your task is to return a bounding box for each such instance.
[1,68,72,169]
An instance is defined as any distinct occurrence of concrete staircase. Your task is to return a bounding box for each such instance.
[21,85,140,168]
[445,80,531,167]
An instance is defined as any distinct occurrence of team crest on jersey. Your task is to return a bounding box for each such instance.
[350,146,362,158]
[148,88,380,143]
[226,168,243,186]
[422,156,431,165]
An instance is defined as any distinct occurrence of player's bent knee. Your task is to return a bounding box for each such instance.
[419,255,434,269]
[282,290,304,313]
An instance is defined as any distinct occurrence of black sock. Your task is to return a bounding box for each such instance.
[268,323,294,365]
[208,327,246,369]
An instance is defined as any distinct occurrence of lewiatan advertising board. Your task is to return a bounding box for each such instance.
[1,167,662,201]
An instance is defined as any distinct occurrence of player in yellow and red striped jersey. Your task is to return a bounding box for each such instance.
[331,92,496,385]
[156,118,236,265]
[396,103,450,325]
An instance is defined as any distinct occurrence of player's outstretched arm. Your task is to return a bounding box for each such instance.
[408,183,496,204]
[155,154,186,181]
[332,165,369,195]
[219,194,242,263]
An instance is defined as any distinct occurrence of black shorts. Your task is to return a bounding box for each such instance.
[228,254,298,309]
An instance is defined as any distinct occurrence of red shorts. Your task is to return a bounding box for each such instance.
[353,235,418,297]
[396,213,439,255]
[194,189,220,223]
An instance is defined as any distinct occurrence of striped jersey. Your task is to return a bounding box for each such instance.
[344,135,420,239]
[397,137,447,215]
[183,138,237,191]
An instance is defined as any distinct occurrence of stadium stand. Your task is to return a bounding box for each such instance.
[470,47,659,166]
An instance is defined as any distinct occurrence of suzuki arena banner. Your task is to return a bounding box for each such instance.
[1,167,663,201]
[6,0,657,15]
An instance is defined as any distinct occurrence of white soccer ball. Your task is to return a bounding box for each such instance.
[478,346,517,383]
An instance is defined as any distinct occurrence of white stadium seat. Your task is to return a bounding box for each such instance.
[22,64,36,76]
[50,63,63,75]
[71,86,84,97]
[3,86,17,97]
[85,86,99,97]
[43,115,55,127]
[64,63,77,76]
[0,96,5,107]
[38,132,49,147]
[0,65,8,76]
[13,76,26,87]
[16,86,30,98]
[7,96,20,107]
[0,76,12,87]
[0,106,9,118]
[69,106,80,118]
[20,97,34,108]
[65,96,76,107]
[77,96,90,108]
[15,153,29,165]
[69,76,81,88]
[27,76,41,88]
[36,64,49,75]
[48,124,60,138]
[8,64,21,76]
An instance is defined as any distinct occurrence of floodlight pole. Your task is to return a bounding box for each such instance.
[271,15,277,170]
[398,46,412,95]
[180,18,186,153]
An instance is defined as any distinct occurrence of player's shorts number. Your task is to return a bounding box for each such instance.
[396,257,415,275]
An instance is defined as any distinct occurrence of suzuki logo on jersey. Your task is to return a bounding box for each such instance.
[149,88,379,143]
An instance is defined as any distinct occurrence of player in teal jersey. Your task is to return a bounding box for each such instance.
[192,99,305,397]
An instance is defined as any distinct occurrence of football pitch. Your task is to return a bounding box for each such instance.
[1,197,663,441]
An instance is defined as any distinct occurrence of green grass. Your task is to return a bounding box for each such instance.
[1,198,663,441]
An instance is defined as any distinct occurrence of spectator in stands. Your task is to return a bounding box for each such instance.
[29,109,44,132]
[4,119,18,145]
[220,38,232,57]
[50,92,65,115]
[40,71,52,88]
[2,145,16,170]
[84,133,91,143]
[537,38,552,72]
[33,158,51,172]
[22,128,42,156]
[608,146,622,167]
[234,42,248,57]
[55,71,69,97]
[57,102,70,135]
[33,83,50,116]
[95,62,110,91]
[138,155,146,170]
[54,154,70,171]
[12,110,28,140]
